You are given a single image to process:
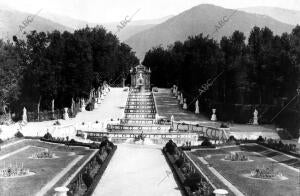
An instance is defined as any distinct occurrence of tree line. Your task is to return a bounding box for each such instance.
[143,26,300,135]
[0,26,139,117]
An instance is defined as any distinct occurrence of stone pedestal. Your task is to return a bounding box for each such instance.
[213,189,228,196]
[54,186,69,196]
[63,108,69,120]
[211,109,217,121]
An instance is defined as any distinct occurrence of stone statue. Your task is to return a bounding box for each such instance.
[180,93,184,105]
[211,109,217,121]
[81,99,86,112]
[195,100,199,114]
[22,107,27,124]
[253,109,258,125]
[177,91,181,100]
[183,98,187,109]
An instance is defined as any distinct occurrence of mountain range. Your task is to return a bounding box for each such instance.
[125,4,295,59]
[0,4,298,60]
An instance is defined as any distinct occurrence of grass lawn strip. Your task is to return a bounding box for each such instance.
[208,166,244,196]
[0,139,25,149]
[62,149,98,186]
[0,145,30,160]
[35,155,84,196]
[252,152,300,173]
[197,156,245,196]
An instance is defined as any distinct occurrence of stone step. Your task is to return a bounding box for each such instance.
[127,101,154,105]
[120,118,156,124]
[124,113,156,119]
[124,109,156,113]
[126,105,156,109]
[107,124,170,132]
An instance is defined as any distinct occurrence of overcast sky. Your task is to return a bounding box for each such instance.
[0,0,299,23]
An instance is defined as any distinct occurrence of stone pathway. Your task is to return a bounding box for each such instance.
[0,88,128,139]
[92,144,182,196]
[154,88,280,140]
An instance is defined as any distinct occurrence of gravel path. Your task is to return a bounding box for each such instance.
[92,144,182,196]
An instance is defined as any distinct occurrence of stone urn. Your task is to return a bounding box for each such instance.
[63,108,69,120]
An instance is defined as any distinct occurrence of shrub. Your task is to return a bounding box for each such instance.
[201,138,212,147]
[69,139,76,144]
[256,136,265,143]
[165,140,177,155]
[86,103,94,111]
[226,135,237,145]
[90,142,100,149]
[220,123,229,128]
[175,157,184,168]
[53,120,61,125]
[96,153,103,165]
[82,173,93,188]
[184,173,202,192]
[15,131,24,138]
[0,138,3,144]
[43,132,53,140]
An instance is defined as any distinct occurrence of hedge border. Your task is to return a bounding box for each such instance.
[84,145,117,196]
[162,148,189,196]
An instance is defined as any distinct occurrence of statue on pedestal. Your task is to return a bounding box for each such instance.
[180,93,184,105]
[22,107,27,124]
[253,109,258,125]
[183,98,187,109]
[211,109,217,121]
[177,91,181,101]
[195,100,199,114]
[81,99,86,112]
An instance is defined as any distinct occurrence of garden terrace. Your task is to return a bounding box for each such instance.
[0,139,96,196]
[187,144,300,196]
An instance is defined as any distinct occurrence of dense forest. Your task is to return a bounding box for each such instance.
[143,26,300,136]
[0,26,139,116]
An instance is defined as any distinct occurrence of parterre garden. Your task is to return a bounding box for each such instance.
[188,144,300,196]
[0,138,110,196]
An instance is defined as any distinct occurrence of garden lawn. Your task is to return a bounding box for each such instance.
[0,140,95,196]
[189,144,299,196]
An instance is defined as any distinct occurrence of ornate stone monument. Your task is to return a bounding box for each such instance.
[211,109,217,121]
[195,100,199,114]
[130,63,151,91]
[253,109,258,125]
